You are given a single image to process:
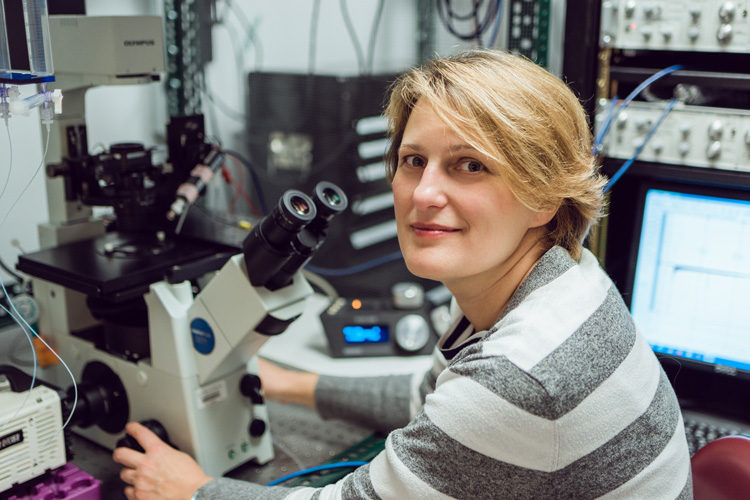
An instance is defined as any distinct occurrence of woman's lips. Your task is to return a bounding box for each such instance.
[411,223,459,236]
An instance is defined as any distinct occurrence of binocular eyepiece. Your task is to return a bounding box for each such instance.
[242,181,347,289]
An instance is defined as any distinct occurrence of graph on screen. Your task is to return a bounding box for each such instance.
[631,188,750,371]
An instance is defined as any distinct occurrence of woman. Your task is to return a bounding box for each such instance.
[113,49,692,499]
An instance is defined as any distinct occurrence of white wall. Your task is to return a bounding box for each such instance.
[0,0,490,284]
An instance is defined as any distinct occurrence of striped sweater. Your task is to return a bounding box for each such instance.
[196,246,693,499]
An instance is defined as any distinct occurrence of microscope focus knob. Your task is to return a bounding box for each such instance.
[116,420,173,452]
[248,418,267,438]
[240,374,264,404]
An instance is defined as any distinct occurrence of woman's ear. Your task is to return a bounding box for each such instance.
[530,203,559,229]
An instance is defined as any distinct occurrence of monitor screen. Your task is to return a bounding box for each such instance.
[629,184,750,377]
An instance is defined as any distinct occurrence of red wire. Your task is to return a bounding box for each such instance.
[226,155,260,217]
[222,164,240,214]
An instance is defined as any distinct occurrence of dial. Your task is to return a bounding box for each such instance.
[708,120,724,141]
[719,2,736,23]
[717,24,733,44]
[394,314,431,352]
[706,141,722,160]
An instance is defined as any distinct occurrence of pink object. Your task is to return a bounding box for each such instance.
[6,463,100,500]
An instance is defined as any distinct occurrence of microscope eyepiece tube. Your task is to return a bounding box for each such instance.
[307,181,348,236]
[265,229,320,290]
[243,190,317,287]
[265,182,348,289]
[274,190,318,231]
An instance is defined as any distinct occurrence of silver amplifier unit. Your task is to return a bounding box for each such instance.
[597,100,750,171]
[601,0,750,52]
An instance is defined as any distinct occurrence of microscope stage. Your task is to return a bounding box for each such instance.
[17,232,239,301]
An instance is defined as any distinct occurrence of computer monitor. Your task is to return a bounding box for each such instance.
[627,182,750,381]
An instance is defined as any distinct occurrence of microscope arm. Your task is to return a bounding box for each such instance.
[187,254,313,385]
[183,181,348,386]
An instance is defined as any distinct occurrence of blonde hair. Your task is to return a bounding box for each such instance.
[384,50,606,260]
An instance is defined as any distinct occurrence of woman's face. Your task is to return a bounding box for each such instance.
[392,101,552,290]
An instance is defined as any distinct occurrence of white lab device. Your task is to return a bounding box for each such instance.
[0,384,66,493]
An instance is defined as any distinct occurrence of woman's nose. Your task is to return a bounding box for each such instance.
[412,164,448,210]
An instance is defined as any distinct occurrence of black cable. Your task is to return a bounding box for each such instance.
[0,257,23,283]
[221,149,269,215]
[366,0,386,74]
[340,0,366,74]
[436,0,500,42]
[309,0,322,74]
[446,0,480,21]
[472,0,481,37]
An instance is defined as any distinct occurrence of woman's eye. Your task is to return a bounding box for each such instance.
[459,160,485,172]
[404,155,425,167]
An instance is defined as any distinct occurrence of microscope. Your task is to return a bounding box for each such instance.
[10,15,349,478]
[16,177,348,478]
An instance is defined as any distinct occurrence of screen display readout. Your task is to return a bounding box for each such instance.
[630,188,750,372]
[342,325,389,344]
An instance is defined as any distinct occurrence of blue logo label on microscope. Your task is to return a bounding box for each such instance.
[191,318,215,355]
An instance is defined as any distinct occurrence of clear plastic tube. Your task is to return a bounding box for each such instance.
[9,90,44,115]
[0,1,11,73]
[22,0,53,76]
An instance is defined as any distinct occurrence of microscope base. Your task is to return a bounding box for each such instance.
[40,335,274,478]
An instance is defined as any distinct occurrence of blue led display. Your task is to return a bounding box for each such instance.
[342,325,389,344]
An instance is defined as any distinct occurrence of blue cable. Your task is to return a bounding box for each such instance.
[0,282,79,433]
[595,64,684,154]
[266,461,368,487]
[593,97,620,154]
[604,98,677,193]
[305,251,403,277]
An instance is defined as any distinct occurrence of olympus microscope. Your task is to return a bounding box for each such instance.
[13,15,349,478]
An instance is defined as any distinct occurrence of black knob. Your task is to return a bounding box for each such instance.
[239,374,264,404]
[116,419,174,452]
[46,162,69,178]
[248,418,266,438]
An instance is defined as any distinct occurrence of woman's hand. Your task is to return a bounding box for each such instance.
[112,422,212,500]
[257,357,319,409]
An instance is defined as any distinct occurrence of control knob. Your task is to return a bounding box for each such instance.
[642,3,660,18]
[717,24,733,44]
[708,120,724,141]
[719,2,737,23]
[706,141,722,161]
[624,1,636,17]
[240,374,264,404]
[634,116,653,132]
[248,418,267,438]
[616,111,628,129]
[394,314,432,353]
